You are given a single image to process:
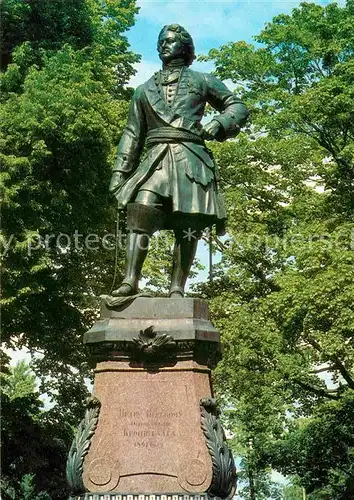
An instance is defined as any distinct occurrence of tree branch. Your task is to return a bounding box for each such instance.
[293,378,339,400]
[310,365,333,374]
[306,336,354,390]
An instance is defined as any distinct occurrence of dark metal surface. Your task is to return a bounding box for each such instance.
[67,398,101,497]
[109,25,249,297]
[84,298,222,368]
[70,494,211,500]
[200,399,237,498]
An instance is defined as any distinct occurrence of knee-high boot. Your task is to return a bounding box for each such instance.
[111,202,166,297]
[169,234,199,298]
[111,231,150,296]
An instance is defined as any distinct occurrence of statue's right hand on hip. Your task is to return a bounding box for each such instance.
[202,119,222,141]
[109,171,127,196]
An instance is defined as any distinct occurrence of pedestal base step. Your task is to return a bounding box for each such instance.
[71,495,210,500]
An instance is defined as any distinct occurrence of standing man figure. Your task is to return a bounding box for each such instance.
[110,24,249,297]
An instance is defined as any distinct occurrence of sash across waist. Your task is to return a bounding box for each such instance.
[146,127,204,149]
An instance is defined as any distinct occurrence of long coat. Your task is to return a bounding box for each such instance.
[110,65,249,231]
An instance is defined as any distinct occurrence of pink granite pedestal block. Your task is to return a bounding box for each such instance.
[67,298,236,499]
[82,360,213,493]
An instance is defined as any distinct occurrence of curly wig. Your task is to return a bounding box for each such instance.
[158,24,196,66]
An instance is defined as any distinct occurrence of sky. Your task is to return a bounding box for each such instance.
[8,2,341,347]
[124,0,344,287]
[127,0,343,87]
[9,3,343,493]
[8,1,343,358]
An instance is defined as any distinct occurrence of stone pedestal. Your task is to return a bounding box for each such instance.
[67,298,236,499]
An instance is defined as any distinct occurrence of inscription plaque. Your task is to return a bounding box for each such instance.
[120,408,181,447]
[82,363,213,493]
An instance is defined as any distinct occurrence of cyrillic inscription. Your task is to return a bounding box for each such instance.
[116,408,182,450]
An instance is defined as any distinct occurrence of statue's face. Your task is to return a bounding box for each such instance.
[157,30,184,63]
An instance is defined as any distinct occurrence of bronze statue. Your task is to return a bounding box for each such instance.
[109,24,249,298]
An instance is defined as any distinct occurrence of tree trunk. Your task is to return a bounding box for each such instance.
[248,464,256,500]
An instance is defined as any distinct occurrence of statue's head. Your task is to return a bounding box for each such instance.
[157,24,195,66]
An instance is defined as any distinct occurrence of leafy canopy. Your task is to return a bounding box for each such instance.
[1,1,139,496]
[198,1,354,497]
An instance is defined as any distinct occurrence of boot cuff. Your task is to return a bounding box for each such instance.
[127,203,166,235]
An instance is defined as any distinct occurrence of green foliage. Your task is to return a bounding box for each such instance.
[1,0,93,64]
[281,483,304,500]
[0,0,139,85]
[1,0,138,365]
[2,474,52,500]
[198,1,354,497]
[1,45,127,362]
[236,459,283,499]
[1,361,73,498]
[1,1,140,495]
[267,390,354,499]
[1,360,36,400]
[142,231,175,293]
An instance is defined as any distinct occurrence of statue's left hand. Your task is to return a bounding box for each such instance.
[202,120,221,140]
